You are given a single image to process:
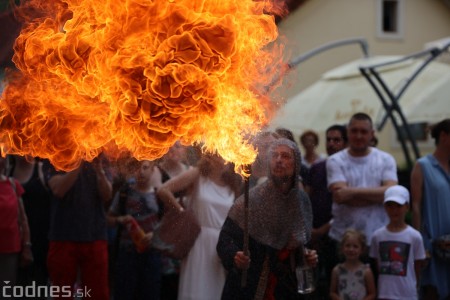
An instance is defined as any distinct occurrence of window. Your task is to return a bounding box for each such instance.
[396,122,428,142]
[382,1,398,33]
[376,0,404,39]
[390,122,435,149]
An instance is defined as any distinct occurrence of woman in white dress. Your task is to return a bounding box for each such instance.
[157,152,242,300]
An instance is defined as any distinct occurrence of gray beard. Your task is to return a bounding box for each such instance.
[271,175,294,189]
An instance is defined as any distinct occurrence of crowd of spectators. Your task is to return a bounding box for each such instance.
[1,114,449,300]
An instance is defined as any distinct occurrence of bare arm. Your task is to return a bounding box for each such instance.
[150,166,163,188]
[18,198,31,247]
[48,167,82,198]
[106,191,136,226]
[363,267,376,300]
[92,161,112,203]
[106,210,133,227]
[329,266,341,300]
[106,211,118,227]
[37,161,47,189]
[330,180,397,206]
[157,168,199,212]
[311,222,331,242]
[304,184,311,196]
[414,259,425,289]
[410,162,423,230]
[298,180,305,191]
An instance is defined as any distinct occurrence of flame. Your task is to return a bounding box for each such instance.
[0,0,284,174]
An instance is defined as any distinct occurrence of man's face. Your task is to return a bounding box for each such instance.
[347,119,374,154]
[269,144,295,180]
[326,130,346,156]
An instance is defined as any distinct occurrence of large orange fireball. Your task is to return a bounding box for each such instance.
[0,0,284,173]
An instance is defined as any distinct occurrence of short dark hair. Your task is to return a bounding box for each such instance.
[349,112,373,128]
[326,124,348,143]
[300,130,319,146]
[275,128,296,144]
[430,118,450,145]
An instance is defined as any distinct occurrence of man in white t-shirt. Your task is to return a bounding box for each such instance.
[326,112,398,245]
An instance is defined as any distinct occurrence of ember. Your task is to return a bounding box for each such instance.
[0,0,284,173]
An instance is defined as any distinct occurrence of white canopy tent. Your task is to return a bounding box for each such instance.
[268,38,450,168]
[269,56,450,134]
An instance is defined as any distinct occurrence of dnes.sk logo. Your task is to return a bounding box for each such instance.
[2,281,91,298]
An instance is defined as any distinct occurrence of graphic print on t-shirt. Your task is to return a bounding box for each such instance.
[379,241,410,276]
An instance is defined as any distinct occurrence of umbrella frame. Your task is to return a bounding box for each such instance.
[271,38,450,170]
[359,43,450,169]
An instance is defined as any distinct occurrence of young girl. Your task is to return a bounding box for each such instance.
[108,159,161,300]
[330,229,376,300]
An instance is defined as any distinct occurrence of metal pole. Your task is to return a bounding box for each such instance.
[265,37,369,93]
[359,67,414,169]
[358,44,450,165]
[288,37,370,69]
[368,68,421,163]
[374,47,444,130]
[241,165,251,287]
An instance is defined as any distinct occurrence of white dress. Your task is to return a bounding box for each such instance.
[178,176,234,300]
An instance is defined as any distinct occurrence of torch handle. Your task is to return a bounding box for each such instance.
[241,167,250,287]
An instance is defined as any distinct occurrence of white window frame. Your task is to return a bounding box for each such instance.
[376,0,404,40]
